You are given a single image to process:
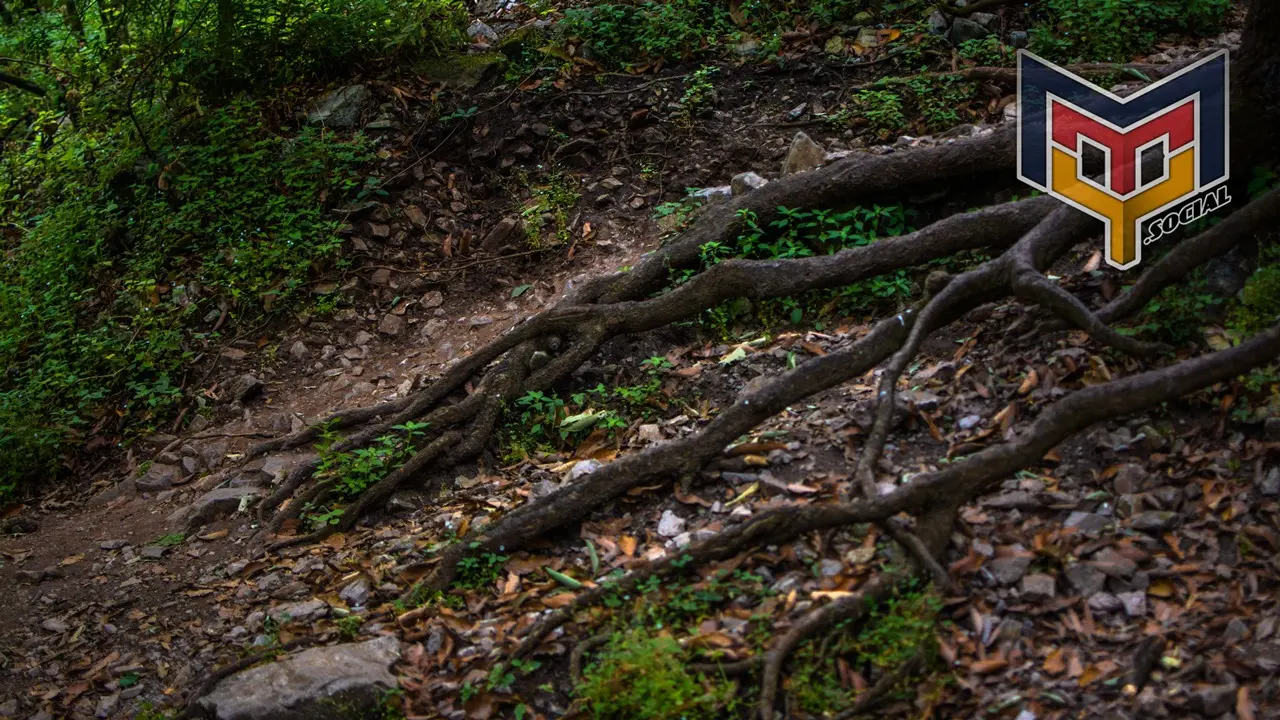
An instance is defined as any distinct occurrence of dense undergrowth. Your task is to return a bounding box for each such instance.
[0,0,465,496]
[0,0,1253,501]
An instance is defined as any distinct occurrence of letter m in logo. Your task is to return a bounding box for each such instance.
[1016,50,1230,270]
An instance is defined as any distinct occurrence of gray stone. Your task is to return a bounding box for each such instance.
[1113,463,1148,495]
[780,132,827,176]
[306,85,371,129]
[567,459,601,481]
[958,414,982,430]
[224,374,264,404]
[41,617,69,633]
[1259,466,1280,497]
[1128,511,1178,532]
[136,463,181,492]
[1009,30,1029,48]
[201,439,230,468]
[1223,617,1249,642]
[1021,573,1055,600]
[1189,684,1236,717]
[1065,563,1106,597]
[987,554,1032,586]
[1087,592,1124,613]
[970,11,998,28]
[197,635,399,720]
[691,186,732,202]
[182,456,202,475]
[1064,511,1110,535]
[730,171,768,196]
[819,559,843,577]
[657,510,686,538]
[168,487,263,531]
[926,9,949,35]
[949,17,991,46]
[467,20,498,42]
[271,598,330,624]
[290,341,310,361]
[340,577,372,608]
[95,693,120,719]
[481,217,523,252]
[100,539,129,550]
[1118,590,1147,617]
[1091,547,1137,578]
[377,314,405,336]
[141,545,168,559]
[1266,416,1280,440]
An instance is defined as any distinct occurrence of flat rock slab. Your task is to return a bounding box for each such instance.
[196,635,400,720]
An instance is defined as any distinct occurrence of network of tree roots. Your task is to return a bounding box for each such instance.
[179,3,1280,716]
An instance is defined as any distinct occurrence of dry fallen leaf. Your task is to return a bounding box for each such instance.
[60,554,85,567]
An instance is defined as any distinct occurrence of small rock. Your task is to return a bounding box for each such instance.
[824,36,844,55]
[691,186,732,202]
[926,9,949,35]
[1113,463,1148,495]
[970,11,998,28]
[340,577,372,607]
[1009,30,1029,48]
[167,487,263,531]
[1259,466,1279,497]
[1128,511,1178,532]
[404,205,428,229]
[222,347,248,361]
[599,177,624,190]
[481,217,523,252]
[657,510,686,538]
[1064,563,1107,597]
[271,598,329,624]
[95,693,120,718]
[780,131,827,176]
[730,171,768,196]
[224,374,264,404]
[636,424,663,444]
[1118,590,1147,617]
[41,618,69,633]
[987,554,1032,585]
[1091,547,1137,578]
[1088,592,1124,613]
[469,315,494,327]
[567,459,601,481]
[1021,573,1055,600]
[1223,617,1249,642]
[197,635,399,720]
[1189,684,1236,717]
[1064,511,1110,535]
[141,545,168,559]
[421,290,444,309]
[378,314,405,336]
[467,20,498,43]
[100,539,129,550]
[948,17,991,45]
[354,330,376,346]
[958,414,982,430]
[305,85,371,128]
[136,463,181,492]
[819,559,843,577]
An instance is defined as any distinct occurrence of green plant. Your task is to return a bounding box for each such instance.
[153,533,186,547]
[522,172,581,248]
[1122,274,1223,345]
[454,551,507,590]
[858,89,907,139]
[957,36,1014,67]
[1230,256,1280,336]
[1029,0,1229,63]
[560,0,731,68]
[335,614,363,640]
[304,421,429,527]
[575,630,734,719]
[674,65,719,125]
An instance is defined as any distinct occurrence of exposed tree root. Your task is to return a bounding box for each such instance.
[245,132,1050,549]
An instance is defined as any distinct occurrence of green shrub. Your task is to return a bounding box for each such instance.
[1030,0,1230,63]
[575,630,733,719]
[0,103,371,497]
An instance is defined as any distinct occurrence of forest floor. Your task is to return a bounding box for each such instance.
[2,8,1279,720]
